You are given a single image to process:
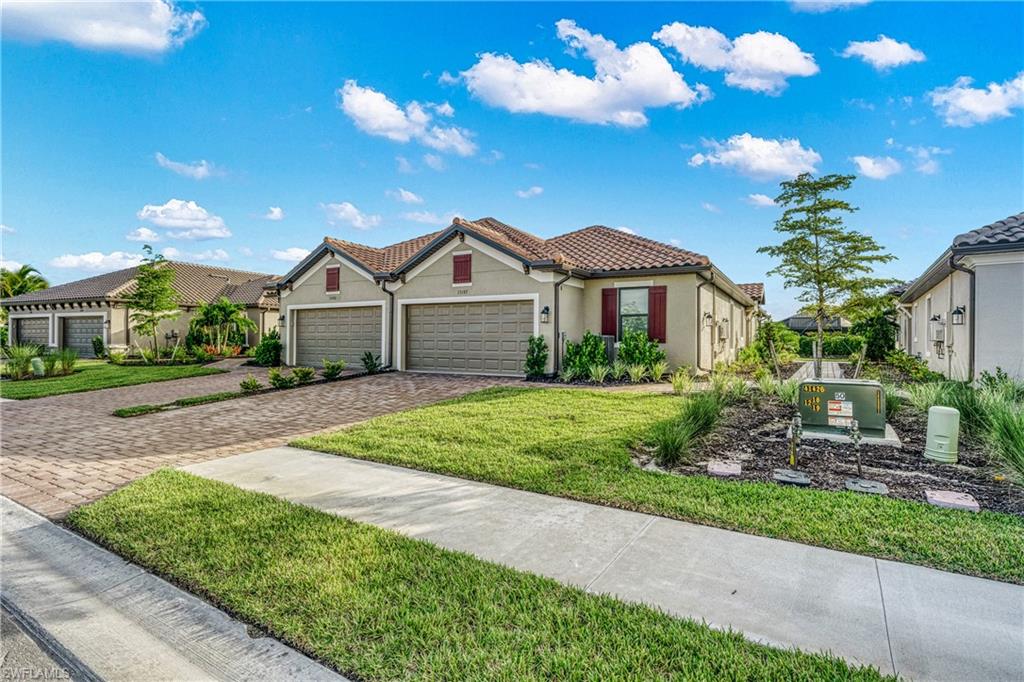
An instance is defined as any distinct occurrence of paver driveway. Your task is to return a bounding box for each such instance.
[1,369,509,518]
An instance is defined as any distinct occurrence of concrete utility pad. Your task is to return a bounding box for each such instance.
[793,423,903,448]
[707,460,741,477]
[925,489,980,512]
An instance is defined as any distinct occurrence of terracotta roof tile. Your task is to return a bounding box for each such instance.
[2,261,279,308]
[737,283,765,303]
[547,225,709,272]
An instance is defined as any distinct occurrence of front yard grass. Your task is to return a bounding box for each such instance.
[0,360,224,399]
[67,470,885,681]
[295,387,1024,583]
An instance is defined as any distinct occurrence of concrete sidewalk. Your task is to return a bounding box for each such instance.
[1,496,346,682]
[187,447,1024,681]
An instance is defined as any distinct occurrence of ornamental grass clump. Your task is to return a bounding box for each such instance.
[56,348,78,376]
[670,367,693,396]
[756,372,776,397]
[652,391,724,466]
[982,396,1024,484]
[649,360,669,382]
[626,364,648,383]
[907,382,945,413]
[2,344,41,380]
[776,379,800,406]
[610,360,627,381]
[588,363,610,384]
[558,366,578,383]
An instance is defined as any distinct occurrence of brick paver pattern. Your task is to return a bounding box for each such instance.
[1,367,509,518]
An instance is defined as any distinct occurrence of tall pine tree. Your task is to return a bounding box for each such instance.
[758,173,896,378]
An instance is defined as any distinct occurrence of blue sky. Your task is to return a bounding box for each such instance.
[2,1,1022,317]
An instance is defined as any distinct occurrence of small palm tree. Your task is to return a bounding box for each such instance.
[1,265,49,299]
[190,296,257,354]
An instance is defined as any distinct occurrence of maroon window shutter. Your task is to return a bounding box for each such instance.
[325,266,340,292]
[648,286,667,342]
[601,288,617,336]
[453,254,472,283]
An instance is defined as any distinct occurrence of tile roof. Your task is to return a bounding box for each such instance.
[2,261,280,308]
[952,211,1024,251]
[737,283,765,303]
[316,218,711,280]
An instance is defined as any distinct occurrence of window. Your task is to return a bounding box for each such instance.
[618,288,648,339]
[453,253,472,284]
[325,266,340,293]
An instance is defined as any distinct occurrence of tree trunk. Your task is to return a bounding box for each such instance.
[814,310,824,379]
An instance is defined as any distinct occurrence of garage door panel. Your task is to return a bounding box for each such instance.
[62,316,103,357]
[295,307,382,366]
[405,300,533,376]
[15,318,49,347]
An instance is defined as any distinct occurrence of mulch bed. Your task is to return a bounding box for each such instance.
[634,395,1023,515]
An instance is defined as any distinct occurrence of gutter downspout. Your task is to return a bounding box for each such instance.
[949,254,976,382]
[380,280,396,369]
[695,270,714,372]
[552,270,573,374]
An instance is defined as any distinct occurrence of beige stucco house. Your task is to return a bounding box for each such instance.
[2,262,279,357]
[898,211,1024,381]
[273,217,762,376]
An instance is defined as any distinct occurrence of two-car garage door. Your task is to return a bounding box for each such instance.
[294,307,382,366]
[405,300,533,376]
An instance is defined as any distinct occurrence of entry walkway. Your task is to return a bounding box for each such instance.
[186,447,1023,682]
[791,359,845,380]
[1,497,346,681]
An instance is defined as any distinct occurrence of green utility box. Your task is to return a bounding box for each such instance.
[798,378,887,438]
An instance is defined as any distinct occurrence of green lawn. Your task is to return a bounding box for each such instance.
[67,470,886,681]
[295,387,1024,583]
[0,360,224,399]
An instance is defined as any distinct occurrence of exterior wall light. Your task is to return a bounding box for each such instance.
[540,305,550,324]
[278,314,286,326]
[703,312,713,327]
[951,306,965,326]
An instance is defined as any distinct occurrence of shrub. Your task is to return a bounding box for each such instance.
[42,353,59,377]
[322,358,347,380]
[361,352,383,374]
[883,383,902,421]
[617,330,665,368]
[558,365,578,383]
[755,322,800,361]
[170,345,190,364]
[626,364,648,383]
[57,348,78,375]
[251,330,282,367]
[108,350,127,365]
[2,344,41,380]
[268,367,297,389]
[240,375,263,392]
[524,335,548,378]
[91,335,106,359]
[292,366,316,384]
[850,309,898,361]
[757,372,776,397]
[670,367,693,395]
[191,346,213,363]
[777,379,800,405]
[563,331,608,376]
[652,392,724,466]
[649,360,669,382]
[885,350,943,383]
[983,396,1024,484]
[978,368,1024,402]
[610,360,627,381]
[710,373,748,405]
[729,345,765,375]
[588,363,610,384]
[798,333,865,358]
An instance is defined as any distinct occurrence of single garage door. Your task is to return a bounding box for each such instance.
[15,317,49,347]
[294,306,382,367]
[62,316,104,357]
[405,300,533,375]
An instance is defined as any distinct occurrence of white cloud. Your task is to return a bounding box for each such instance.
[669,238,681,246]
[387,188,424,204]
[746,193,777,207]
[789,0,871,12]
[462,19,708,127]
[481,149,504,165]
[321,202,381,230]
[3,0,205,54]
[401,211,457,226]
[126,227,161,242]
[50,251,144,271]
[1,259,23,271]
[929,73,1024,127]
[238,246,254,257]
[701,202,721,213]
[432,102,455,117]
[271,247,311,262]
[654,23,818,95]
[0,224,13,234]
[689,133,821,180]
[137,199,230,240]
[396,156,415,173]
[905,145,951,175]
[851,155,902,179]
[264,206,285,221]
[842,35,925,71]
[163,246,229,262]
[516,186,544,199]
[338,80,477,156]
[423,153,446,171]
[438,70,460,86]
[616,227,637,235]
[154,152,216,179]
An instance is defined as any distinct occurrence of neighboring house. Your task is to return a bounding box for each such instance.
[780,314,851,334]
[272,217,762,376]
[898,211,1024,381]
[2,262,279,357]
